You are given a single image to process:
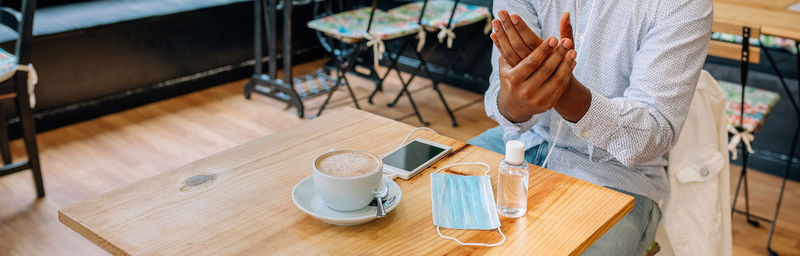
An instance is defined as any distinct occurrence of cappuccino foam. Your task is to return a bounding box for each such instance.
[317,151,378,177]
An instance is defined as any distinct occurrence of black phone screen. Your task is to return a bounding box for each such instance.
[382,141,446,172]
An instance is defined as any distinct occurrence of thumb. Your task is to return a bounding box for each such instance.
[498,56,511,72]
[559,12,574,42]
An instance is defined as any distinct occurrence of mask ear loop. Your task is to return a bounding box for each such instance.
[436,226,506,247]
[432,162,505,246]
[432,162,490,176]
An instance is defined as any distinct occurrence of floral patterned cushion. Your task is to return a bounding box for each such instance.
[307,7,421,41]
[387,0,490,28]
[719,80,780,131]
[712,32,798,54]
[0,48,17,79]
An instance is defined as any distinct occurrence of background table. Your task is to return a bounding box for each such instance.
[713,0,800,41]
[59,108,633,255]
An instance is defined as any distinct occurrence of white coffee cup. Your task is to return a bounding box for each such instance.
[312,149,382,212]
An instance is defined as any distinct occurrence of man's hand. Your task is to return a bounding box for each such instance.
[495,37,577,122]
[490,10,589,123]
[491,11,574,67]
[490,10,544,66]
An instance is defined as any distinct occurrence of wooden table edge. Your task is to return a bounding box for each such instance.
[58,210,129,256]
[761,26,800,41]
[713,2,800,41]
[571,195,635,255]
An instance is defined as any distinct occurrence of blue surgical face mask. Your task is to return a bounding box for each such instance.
[430,162,506,247]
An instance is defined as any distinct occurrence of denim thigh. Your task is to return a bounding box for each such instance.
[582,188,662,256]
[467,126,549,166]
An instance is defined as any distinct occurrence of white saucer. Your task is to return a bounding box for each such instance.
[292,176,402,225]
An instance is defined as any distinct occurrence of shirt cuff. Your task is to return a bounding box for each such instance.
[488,99,540,135]
[568,90,619,147]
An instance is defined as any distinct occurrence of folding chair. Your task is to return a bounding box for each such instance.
[245,0,364,118]
[710,20,798,256]
[307,0,425,117]
[385,0,492,127]
[0,0,43,198]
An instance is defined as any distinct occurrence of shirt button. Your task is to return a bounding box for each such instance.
[700,168,709,176]
[582,131,589,138]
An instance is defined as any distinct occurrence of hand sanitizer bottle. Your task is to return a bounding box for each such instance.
[497,140,529,218]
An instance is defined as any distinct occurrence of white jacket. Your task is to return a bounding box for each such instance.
[655,70,732,256]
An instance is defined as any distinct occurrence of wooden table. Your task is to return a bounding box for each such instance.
[713,0,800,41]
[59,108,634,255]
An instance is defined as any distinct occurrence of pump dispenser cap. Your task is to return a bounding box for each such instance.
[505,140,525,164]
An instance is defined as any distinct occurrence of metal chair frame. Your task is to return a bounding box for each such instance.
[717,24,800,256]
[0,0,44,198]
[244,0,362,118]
[368,0,471,127]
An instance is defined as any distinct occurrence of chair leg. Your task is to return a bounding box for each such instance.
[316,83,337,117]
[404,86,429,126]
[414,48,457,127]
[741,149,758,226]
[382,49,429,126]
[767,121,798,256]
[731,30,755,224]
[13,73,43,197]
[317,43,365,117]
[0,108,12,165]
[368,37,412,104]
[341,74,361,109]
[765,41,800,256]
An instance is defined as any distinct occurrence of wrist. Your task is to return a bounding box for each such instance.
[497,92,532,123]
[555,77,591,123]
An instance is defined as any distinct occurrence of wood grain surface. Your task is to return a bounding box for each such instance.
[714,0,800,40]
[708,40,762,64]
[58,107,633,255]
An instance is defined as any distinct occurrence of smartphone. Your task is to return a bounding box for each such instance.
[382,138,452,180]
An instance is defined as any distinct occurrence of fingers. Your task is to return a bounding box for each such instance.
[490,33,514,66]
[510,14,543,50]
[509,37,558,84]
[526,38,572,87]
[498,10,531,59]
[559,12,574,42]
[541,49,577,106]
[491,19,522,65]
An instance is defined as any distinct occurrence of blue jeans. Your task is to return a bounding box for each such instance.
[468,126,661,256]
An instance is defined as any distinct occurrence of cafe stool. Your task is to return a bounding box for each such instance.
[384,0,492,127]
[0,0,44,198]
[307,1,426,117]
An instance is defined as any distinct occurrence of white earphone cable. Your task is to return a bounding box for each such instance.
[542,0,597,169]
[382,127,439,179]
[398,127,437,149]
[541,118,563,168]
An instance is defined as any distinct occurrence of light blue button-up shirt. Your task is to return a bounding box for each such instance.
[485,0,713,204]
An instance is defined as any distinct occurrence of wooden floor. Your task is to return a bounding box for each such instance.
[0,60,797,255]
